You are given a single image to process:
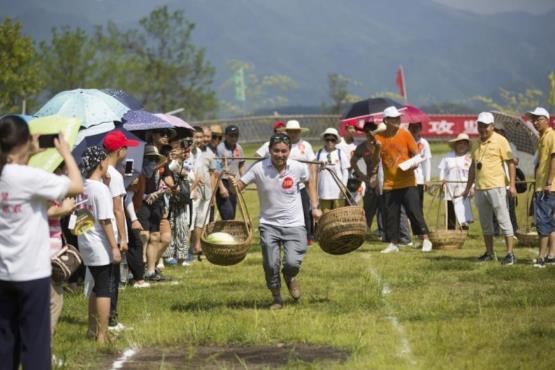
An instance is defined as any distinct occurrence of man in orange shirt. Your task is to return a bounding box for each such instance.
[375,106,432,253]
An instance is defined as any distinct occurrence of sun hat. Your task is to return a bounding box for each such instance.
[527,107,550,120]
[448,133,470,143]
[102,130,139,152]
[320,128,340,140]
[476,112,495,125]
[143,145,167,167]
[210,124,223,136]
[383,106,402,118]
[285,120,309,132]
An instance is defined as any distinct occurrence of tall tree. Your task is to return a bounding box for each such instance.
[38,26,97,95]
[0,18,42,113]
[327,73,360,114]
[110,6,217,119]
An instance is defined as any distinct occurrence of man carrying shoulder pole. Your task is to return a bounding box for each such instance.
[234,133,322,309]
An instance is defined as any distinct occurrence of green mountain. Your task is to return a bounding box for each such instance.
[2,0,553,106]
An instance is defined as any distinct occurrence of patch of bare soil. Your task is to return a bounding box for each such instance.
[118,343,349,369]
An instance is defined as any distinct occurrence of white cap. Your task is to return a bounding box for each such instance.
[320,127,340,140]
[527,107,550,119]
[383,106,402,118]
[285,120,308,132]
[448,133,470,143]
[476,112,495,125]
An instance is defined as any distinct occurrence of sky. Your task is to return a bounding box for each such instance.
[433,0,555,14]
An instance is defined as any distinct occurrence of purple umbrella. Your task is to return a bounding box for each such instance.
[73,127,145,188]
[122,110,175,132]
[101,89,143,111]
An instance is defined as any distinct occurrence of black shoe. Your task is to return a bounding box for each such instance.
[501,253,516,266]
[545,256,555,264]
[533,257,546,268]
[144,272,167,282]
[478,252,496,262]
[108,314,118,327]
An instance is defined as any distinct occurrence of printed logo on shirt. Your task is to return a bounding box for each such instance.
[282,176,294,189]
[233,148,241,157]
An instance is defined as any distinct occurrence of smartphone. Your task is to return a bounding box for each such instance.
[38,134,59,148]
[124,159,134,176]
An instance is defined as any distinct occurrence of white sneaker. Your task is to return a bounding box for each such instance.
[182,260,191,267]
[108,322,126,332]
[422,239,433,252]
[133,281,151,288]
[381,243,400,254]
[399,241,414,248]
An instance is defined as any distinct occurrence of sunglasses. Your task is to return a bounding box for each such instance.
[269,133,291,146]
[211,134,223,140]
[153,130,171,137]
[324,137,337,143]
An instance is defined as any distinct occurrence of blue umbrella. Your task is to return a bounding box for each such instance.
[122,110,175,132]
[101,89,143,110]
[72,127,145,188]
[35,88,130,128]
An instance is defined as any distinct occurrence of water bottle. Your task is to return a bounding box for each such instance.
[120,253,129,285]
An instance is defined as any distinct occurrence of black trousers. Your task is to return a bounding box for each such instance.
[110,263,120,320]
[363,186,380,229]
[300,187,314,242]
[126,218,145,281]
[216,179,237,221]
[0,277,51,370]
[383,186,429,243]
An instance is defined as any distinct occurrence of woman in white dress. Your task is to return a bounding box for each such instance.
[438,133,474,229]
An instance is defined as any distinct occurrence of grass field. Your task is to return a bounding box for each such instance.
[51,142,555,369]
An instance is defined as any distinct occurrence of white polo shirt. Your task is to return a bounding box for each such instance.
[0,164,70,281]
[240,158,309,227]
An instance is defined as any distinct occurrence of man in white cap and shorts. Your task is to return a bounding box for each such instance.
[462,112,517,265]
[235,133,322,309]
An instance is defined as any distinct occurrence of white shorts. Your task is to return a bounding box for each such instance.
[193,197,211,229]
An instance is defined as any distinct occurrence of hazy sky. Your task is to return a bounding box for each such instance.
[433,0,555,14]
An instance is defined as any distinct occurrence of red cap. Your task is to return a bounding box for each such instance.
[273,120,285,130]
[103,130,139,152]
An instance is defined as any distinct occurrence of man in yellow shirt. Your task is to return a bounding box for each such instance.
[462,112,517,265]
[528,107,555,268]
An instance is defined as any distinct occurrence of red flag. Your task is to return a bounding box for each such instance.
[396,66,406,100]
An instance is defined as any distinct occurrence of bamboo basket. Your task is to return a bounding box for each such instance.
[427,184,467,250]
[315,167,367,255]
[201,171,253,266]
[515,229,539,247]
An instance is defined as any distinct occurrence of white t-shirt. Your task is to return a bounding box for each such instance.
[337,139,357,166]
[438,151,472,200]
[0,165,69,281]
[240,158,309,227]
[107,165,125,243]
[78,179,116,266]
[415,137,432,185]
[193,147,216,200]
[316,148,349,200]
[255,141,270,158]
[288,140,315,190]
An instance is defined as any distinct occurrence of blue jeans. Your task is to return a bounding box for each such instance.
[534,191,555,236]
[216,179,237,220]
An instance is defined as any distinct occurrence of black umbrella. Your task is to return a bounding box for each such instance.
[101,89,143,111]
[343,97,404,119]
[492,111,538,155]
[72,126,145,188]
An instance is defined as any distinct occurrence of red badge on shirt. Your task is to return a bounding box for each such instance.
[282,176,294,189]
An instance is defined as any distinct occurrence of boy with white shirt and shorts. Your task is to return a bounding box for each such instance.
[102,130,140,329]
[78,146,121,343]
[316,128,349,211]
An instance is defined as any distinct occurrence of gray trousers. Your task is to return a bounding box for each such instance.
[259,224,307,289]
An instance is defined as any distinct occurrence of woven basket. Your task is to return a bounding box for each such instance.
[200,172,253,266]
[201,220,253,265]
[428,229,467,250]
[316,206,367,255]
[515,230,538,248]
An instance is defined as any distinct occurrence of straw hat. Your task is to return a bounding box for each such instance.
[143,145,167,167]
[448,133,470,143]
[210,124,224,136]
[285,120,309,133]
